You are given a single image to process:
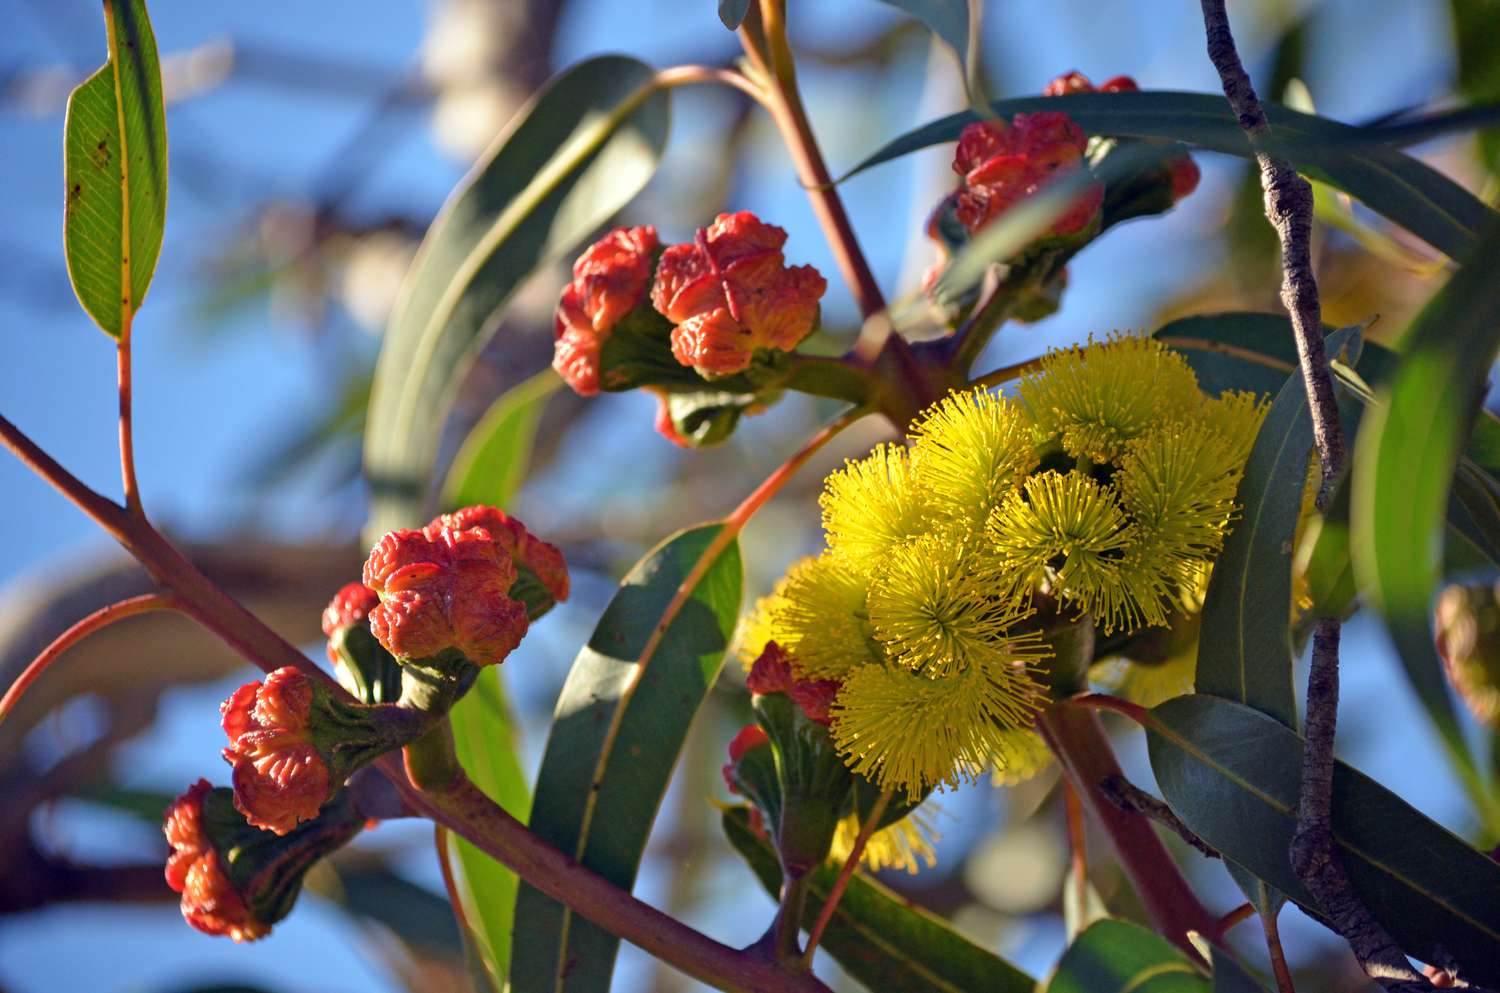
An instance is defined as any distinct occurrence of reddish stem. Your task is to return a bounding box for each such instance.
[117,324,141,516]
[0,593,180,723]
[1037,702,1224,959]
[1218,902,1255,931]
[803,789,890,963]
[1064,780,1088,918]
[1261,905,1297,993]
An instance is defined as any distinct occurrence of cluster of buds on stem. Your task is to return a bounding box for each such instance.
[552,211,827,447]
[166,504,568,940]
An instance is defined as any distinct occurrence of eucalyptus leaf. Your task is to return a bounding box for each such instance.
[842,90,1496,259]
[441,370,559,511]
[364,56,670,536]
[511,525,742,993]
[1046,919,1207,993]
[63,0,167,338]
[722,807,1035,993]
[718,0,751,30]
[1351,221,1500,829]
[1147,694,1500,984]
[876,0,973,84]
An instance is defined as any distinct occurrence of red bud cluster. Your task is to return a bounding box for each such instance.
[746,641,842,727]
[553,225,660,396]
[164,779,268,942]
[1042,71,1200,201]
[220,667,331,835]
[952,111,1103,239]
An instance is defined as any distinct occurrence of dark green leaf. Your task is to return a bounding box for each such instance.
[722,807,1034,993]
[1451,458,1500,568]
[511,525,742,993]
[842,91,1496,259]
[1224,863,1285,927]
[1152,312,1304,398]
[1351,221,1500,829]
[1451,0,1500,173]
[876,1,972,79]
[364,56,670,536]
[1147,694,1500,985]
[441,370,558,511]
[1046,919,1207,993]
[1197,325,1361,729]
[1210,948,1270,993]
[718,0,751,29]
[63,0,167,337]
[318,863,462,955]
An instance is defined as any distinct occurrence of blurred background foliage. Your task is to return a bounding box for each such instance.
[0,1,1496,991]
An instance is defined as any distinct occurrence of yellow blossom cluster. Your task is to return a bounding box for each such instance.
[745,334,1267,801]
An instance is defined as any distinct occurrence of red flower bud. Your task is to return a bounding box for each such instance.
[1041,70,1093,96]
[745,641,842,726]
[362,525,528,667]
[951,113,1102,239]
[651,212,826,377]
[552,226,660,396]
[163,780,269,942]
[648,388,692,448]
[427,505,570,607]
[1168,154,1201,201]
[722,722,771,794]
[1098,75,1139,93]
[220,668,331,835]
[746,642,794,696]
[321,582,379,664]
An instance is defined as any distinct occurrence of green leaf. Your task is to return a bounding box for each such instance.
[363,56,670,536]
[1152,312,1307,398]
[1451,0,1500,174]
[722,807,1035,993]
[1046,919,1207,993]
[1197,325,1361,729]
[448,667,532,981]
[1224,863,1285,928]
[876,1,972,81]
[1146,694,1500,985]
[718,0,751,29]
[842,90,1496,259]
[441,369,559,511]
[63,0,167,338]
[1351,221,1500,830]
[510,524,742,993]
[1210,948,1270,993]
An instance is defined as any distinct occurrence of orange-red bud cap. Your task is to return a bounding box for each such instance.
[651,212,826,377]
[552,226,660,396]
[428,505,570,607]
[951,113,1102,239]
[363,525,528,667]
[220,668,330,835]
[163,780,269,942]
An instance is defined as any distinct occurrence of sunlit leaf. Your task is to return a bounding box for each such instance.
[63,0,167,338]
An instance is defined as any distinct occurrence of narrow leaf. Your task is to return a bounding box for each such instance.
[1351,221,1500,827]
[63,0,167,337]
[510,525,742,993]
[448,667,532,980]
[1046,919,1207,993]
[718,0,752,29]
[876,1,973,84]
[1146,694,1500,985]
[1197,325,1361,729]
[1210,948,1270,993]
[441,370,559,510]
[722,807,1035,993]
[364,56,670,536]
[1152,312,1305,398]
[842,91,1496,259]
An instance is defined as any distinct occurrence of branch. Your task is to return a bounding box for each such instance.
[1099,774,1220,860]
[1195,6,1429,990]
[803,789,891,962]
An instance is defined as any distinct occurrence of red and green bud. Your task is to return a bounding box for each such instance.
[651,211,826,378]
[321,582,403,705]
[553,226,660,397]
[952,112,1103,240]
[426,504,570,617]
[746,641,842,727]
[163,778,363,942]
[220,667,419,834]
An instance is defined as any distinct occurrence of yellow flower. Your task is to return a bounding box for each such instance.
[820,443,930,573]
[830,808,939,875]
[867,533,1046,678]
[910,388,1038,528]
[830,658,1043,797]
[988,470,1139,625]
[750,554,880,680]
[1018,334,1201,463]
[988,728,1055,787]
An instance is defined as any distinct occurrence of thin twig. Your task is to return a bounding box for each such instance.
[117,329,141,516]
[739,1,885,320]
[803,790,891,963]
[1196,6,1429,990]
[1261,904,1298,993]
[0,593,180,724]
[1099,774,1220,860]
[1218,903,1255,931]
[1064,781,1088,923]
